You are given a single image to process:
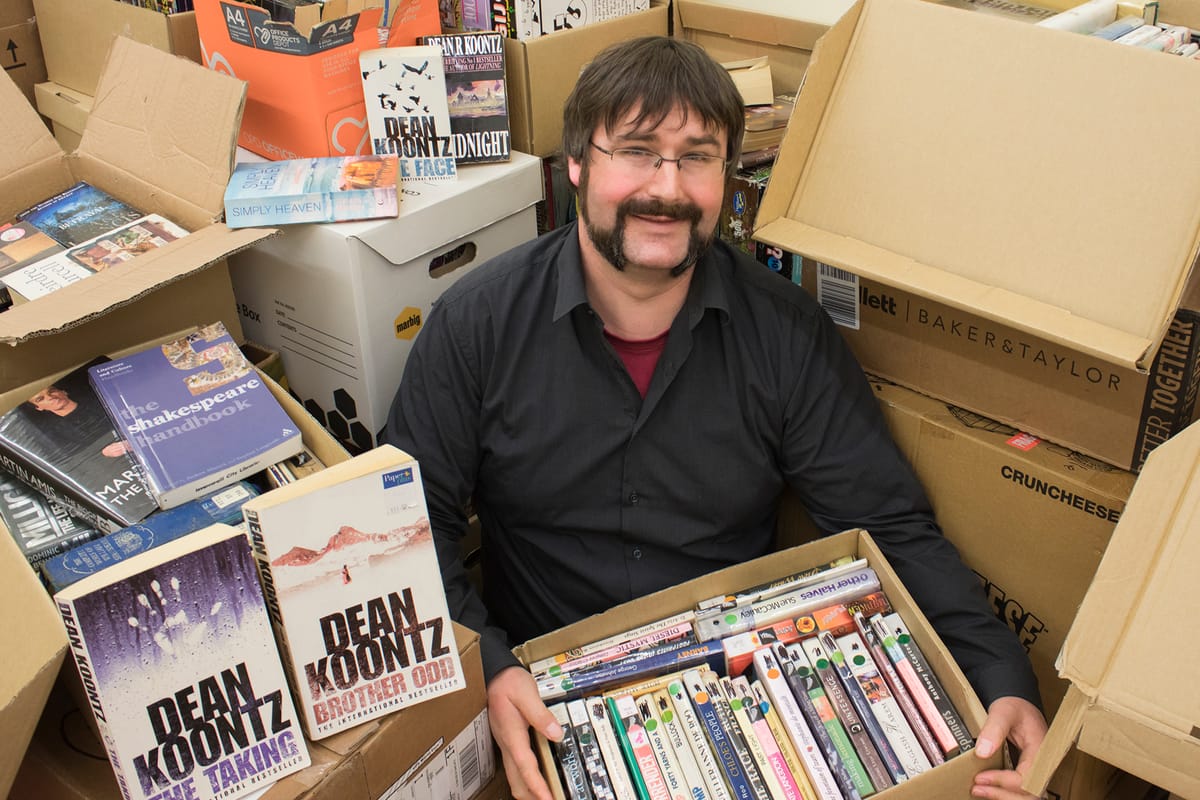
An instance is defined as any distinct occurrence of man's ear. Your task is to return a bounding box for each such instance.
[567,157,582,188]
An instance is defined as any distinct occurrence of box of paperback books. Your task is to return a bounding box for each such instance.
[514,528,1000,800]
[755,0,1200,471]
[0,36,274,395]
[1025,419,1200,798]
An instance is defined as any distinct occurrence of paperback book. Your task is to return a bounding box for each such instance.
[360,46,458,182]
[223,156,401,228]
[53,523,310,800]
[420,31,511,164]
[239,445,465,739]
[0,358,158,533]
[88,322,304,509]
[0,468,101,570]
[17,181,147,247]
[0,221,62,278]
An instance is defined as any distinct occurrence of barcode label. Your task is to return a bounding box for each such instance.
[816,261,860,329]
[457,739,480,792]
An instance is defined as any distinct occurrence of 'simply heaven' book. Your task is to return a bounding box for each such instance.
[53,523,310,800]
[240,444,465,739]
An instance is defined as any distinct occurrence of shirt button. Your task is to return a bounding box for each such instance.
[629,492,639,505]
[632,547,642,560]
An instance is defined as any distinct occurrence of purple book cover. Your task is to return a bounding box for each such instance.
[55,527,309,800]
[88,323,304,509]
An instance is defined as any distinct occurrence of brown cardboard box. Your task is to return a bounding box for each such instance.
[871,377,1136,719]
[1024,420,1200,798]
[32,79,90,152]
[0,35,275,392]
[33,0,200,96]
[514,529,1001,799]
[0,17,46,109]
[504,1,668,157]
[755,0,1200,471]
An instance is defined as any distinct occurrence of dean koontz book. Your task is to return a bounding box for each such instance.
[53,523,310,800]
[240,444,466,739]
[88,322,304,510]
[223,155,401,228]
[420,31,511,165]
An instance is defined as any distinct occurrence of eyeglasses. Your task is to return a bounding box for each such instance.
[590,141,727,180]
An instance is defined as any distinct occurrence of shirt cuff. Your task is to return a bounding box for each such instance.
[480,628,524,684]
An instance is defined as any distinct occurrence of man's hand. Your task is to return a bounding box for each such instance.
[487,665,563,800]
[971,695,1048,799]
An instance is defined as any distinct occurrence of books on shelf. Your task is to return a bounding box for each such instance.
[88,322,304,509]
[420,31,512,165]
[223,156,402,228]
[360,46,459,182]
[239,444,465,739]
[53,522,310,800]
[0,358,158,534]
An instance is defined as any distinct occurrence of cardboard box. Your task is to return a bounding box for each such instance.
[0,16,46,109]
[675,0,856,96]
[195,0,440,161]
[1024,419,1200,799]
[514,529,1001,799]
[33,0,201,96]
[228,153,543,452]
[504,1,668,157]
[0,35,275,393]
[871,376,1136,719]
[32,79,91,152]
[755,0,1200,471]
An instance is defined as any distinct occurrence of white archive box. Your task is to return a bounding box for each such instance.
[229,152,544,451]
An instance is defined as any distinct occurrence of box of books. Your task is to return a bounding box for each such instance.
[514,529,1000,800]
[504,0,668,157]
[871,376,1136,720]
[1024,419,1200,798]
[0,35,275,394]
[675,0,856,97]
[754,0,1200,471]
[33,0,201,97]
[193,0,440,161]
[228,151,543,452]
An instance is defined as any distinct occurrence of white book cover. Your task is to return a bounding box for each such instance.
[360,46,458,183]
[241,445,465,739]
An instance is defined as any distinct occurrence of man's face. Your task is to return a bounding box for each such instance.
[29,386,73,415]
[569,105,728,277]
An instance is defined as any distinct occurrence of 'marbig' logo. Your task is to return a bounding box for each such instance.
[395,307,422,340]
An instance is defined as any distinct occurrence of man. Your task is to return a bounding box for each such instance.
[386,36,1044,800]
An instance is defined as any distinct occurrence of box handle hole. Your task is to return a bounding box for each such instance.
[429,241,477,279]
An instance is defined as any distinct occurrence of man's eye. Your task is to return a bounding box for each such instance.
[620,149,658,161]
[682,154,715,164]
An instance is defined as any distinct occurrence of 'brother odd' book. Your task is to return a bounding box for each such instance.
[240,445,465,739]
[53,523,310,800]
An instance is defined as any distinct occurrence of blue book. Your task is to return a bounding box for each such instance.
[42,481,261,593]
[16,181,147,247]
[223,156,400,228]
[88,322,304,509]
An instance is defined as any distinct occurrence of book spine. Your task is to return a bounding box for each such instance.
[551,702,598,800]
[682,670,756,800]
[751,647,847,800]
[55,595,136,800]
[0,447,118,533]
[539,641,724,702]
[588,696,640,800]
[708,677,772,800]
[776,642,870,799]
[726,677,807,800]
[833,632,931,778]
[878,613,974,754]
[528,611,696,674]
[544,623,695,677]
[666,679,734,800]
[722,619,800,678]
[696,556,858,613]
[568,699,619,800]
[225,191,334,227]
[748,680,819,800]
[636,695,692,800]
[652,689,715,800]
[612,694,672,800]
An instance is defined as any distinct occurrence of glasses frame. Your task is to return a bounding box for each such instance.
[589,141,728,178]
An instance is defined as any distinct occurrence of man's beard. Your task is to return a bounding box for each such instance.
[578,168,714,277]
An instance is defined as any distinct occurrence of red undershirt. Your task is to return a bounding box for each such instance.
[604,328,670,398]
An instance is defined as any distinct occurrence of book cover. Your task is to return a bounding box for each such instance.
[550,702,597,800]
[0,221,63,278]
[53,523,310,800]
[0,468,102,570]
[223,156,401,228]
[42,481,262,594]
[87,322,304,509]
[438,0,494,32]
[0,358,158,534]
[512,0,648,38]
[420,32,511,165]
[16,182,147,247]
[360,46,458,182]
[239,445,466,739]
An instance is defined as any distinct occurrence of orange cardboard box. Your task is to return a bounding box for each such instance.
[195,0,439,160]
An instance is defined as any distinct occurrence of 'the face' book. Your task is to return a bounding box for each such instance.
[53,523,311,800]
[88,322,305,509]
[239,444,466,739]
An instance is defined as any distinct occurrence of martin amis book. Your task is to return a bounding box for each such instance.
[53,523,310,800]
[240,445,466,739]
[223,156,401,228]
[88,323,304,510]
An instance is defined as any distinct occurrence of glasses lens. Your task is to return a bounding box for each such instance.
[614,149,659,173]
[679,154,723,177]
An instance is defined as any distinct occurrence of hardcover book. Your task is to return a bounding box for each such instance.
[87,323,304,509]
[0,358,158,534]
[223,156,401,228]
[360,46,458,182]
[53,523,311,800]
[420,32,511,165]
[239,444,466,739]
[16,182,147,247]
[0,468,101,570]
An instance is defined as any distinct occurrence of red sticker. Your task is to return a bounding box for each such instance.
[1007,432,1040,451]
